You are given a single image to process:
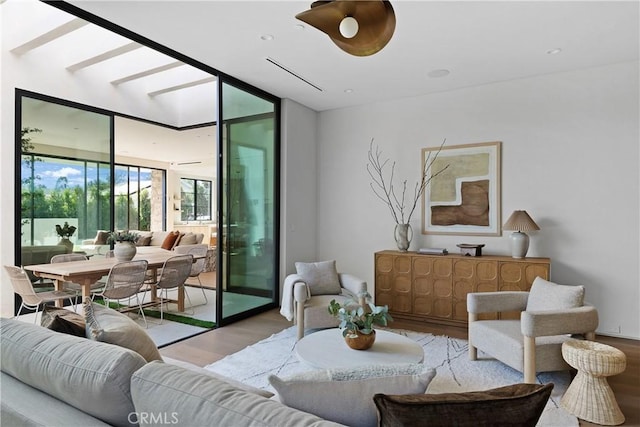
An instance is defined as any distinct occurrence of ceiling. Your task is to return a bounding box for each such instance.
[64,0,639,112]
[6,1,639,167]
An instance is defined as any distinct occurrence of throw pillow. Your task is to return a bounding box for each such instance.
[84,300,163,362]
[136,235,152,246]
[161,231,180,250]
[526,277,585,312]
[374,383,554,427]
[269,364,436,427]
[295,260,342,296]
[177,232,198,246]
[40,305,86,337]
[93,230,109,245]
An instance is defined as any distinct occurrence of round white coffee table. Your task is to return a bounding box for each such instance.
[296,329,424,369]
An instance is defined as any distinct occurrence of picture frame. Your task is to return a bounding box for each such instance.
[422,141,502,236]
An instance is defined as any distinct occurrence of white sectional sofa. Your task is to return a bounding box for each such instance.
[0,318,343,427]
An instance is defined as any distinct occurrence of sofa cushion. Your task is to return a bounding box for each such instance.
[161,231,181,250]
[176,232,198,246]
[373,383,553,427]
[269,364,436,427]
[131,361,343,427]
[149,230,170,247]
[0,318,145,427]
[40,305,86,337]
[526,277,584,312]
[85,300,163,362]
[295,260,342,296]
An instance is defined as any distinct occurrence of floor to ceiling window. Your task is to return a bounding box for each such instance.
[19,94,113,253]
[218,80,279,325]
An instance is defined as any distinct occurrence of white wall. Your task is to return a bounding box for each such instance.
[280,99,319,280]
[314,61,640,339]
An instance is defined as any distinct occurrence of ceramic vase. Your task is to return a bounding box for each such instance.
[57,237,74,252]
[344,329,376,350]
[394,223,413,251]
[114,241,136,261]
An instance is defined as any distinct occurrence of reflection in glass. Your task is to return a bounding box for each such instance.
[220,81,277,321]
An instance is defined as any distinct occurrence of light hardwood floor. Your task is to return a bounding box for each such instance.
[160,309,639,427]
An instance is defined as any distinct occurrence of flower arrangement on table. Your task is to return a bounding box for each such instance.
[106,231,139,244]
[55,222,77,238]
[328,293,393,338]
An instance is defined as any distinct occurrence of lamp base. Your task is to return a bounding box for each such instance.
[509,231,530,258]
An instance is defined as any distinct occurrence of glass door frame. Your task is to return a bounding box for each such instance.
[215,76,281,327]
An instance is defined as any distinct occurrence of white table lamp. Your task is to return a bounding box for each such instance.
[503,210,540,258]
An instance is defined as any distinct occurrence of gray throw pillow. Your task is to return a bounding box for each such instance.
[295,260,342,295]
[526,277,585,312]
[269,364,436,427]
[84,300,162,362]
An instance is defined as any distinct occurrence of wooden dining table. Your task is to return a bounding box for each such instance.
[23,247,192,311]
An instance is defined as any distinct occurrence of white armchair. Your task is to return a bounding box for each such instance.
[281,261,367,341]
[467,277,599,384]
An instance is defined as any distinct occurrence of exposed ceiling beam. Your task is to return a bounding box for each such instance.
[111,61,185,85]
[148,76,217,97]
[11,18,88,55]
[66,42,142,72]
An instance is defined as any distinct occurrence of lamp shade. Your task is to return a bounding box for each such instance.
[503,210,540,232]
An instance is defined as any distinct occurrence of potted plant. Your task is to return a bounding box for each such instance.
[328,293,393,350]
[55,222,77,251]
[107,231,139,261]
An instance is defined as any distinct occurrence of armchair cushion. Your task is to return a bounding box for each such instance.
[295,260,341,296]
[526,277,584,312]
[373,383,553,427]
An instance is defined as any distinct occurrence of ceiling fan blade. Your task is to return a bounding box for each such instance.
[296,0,396,57]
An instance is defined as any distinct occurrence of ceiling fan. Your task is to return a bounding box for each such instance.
[295,0,396,57]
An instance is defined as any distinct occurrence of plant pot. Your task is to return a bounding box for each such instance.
[344,329,376,350]
[114,241,137,261]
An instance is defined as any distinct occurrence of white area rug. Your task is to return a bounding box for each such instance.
[205,326,577,426]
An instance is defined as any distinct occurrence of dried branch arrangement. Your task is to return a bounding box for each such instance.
[367,139,448,225]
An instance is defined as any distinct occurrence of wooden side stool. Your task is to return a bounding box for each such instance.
[560,338,626,425]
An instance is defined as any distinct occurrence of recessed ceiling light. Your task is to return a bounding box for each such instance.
[295,24,305,30]
[428,69,450,78]
[261,34,274,41]
[546,48,562,55]
[344,88,354,94]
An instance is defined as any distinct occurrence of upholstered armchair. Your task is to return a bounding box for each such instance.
[280,260,367,341]
[467,277,598,384]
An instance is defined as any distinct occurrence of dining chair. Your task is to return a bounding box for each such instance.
[173,244,209,304]
[154,254,194,323]
[96,260,149,327]
[4,265,78,323]
[50,253,105,301]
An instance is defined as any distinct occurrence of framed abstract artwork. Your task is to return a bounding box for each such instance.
[422,141,502,236]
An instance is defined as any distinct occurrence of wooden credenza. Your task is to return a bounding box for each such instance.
[374,250,550,327]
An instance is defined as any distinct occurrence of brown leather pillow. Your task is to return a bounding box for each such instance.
[374,383,553,427]
[40,305,86,337]
[161,231,180,250]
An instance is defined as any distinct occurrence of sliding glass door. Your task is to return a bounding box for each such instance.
[218,80,279,325]
[17,92,113,287]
